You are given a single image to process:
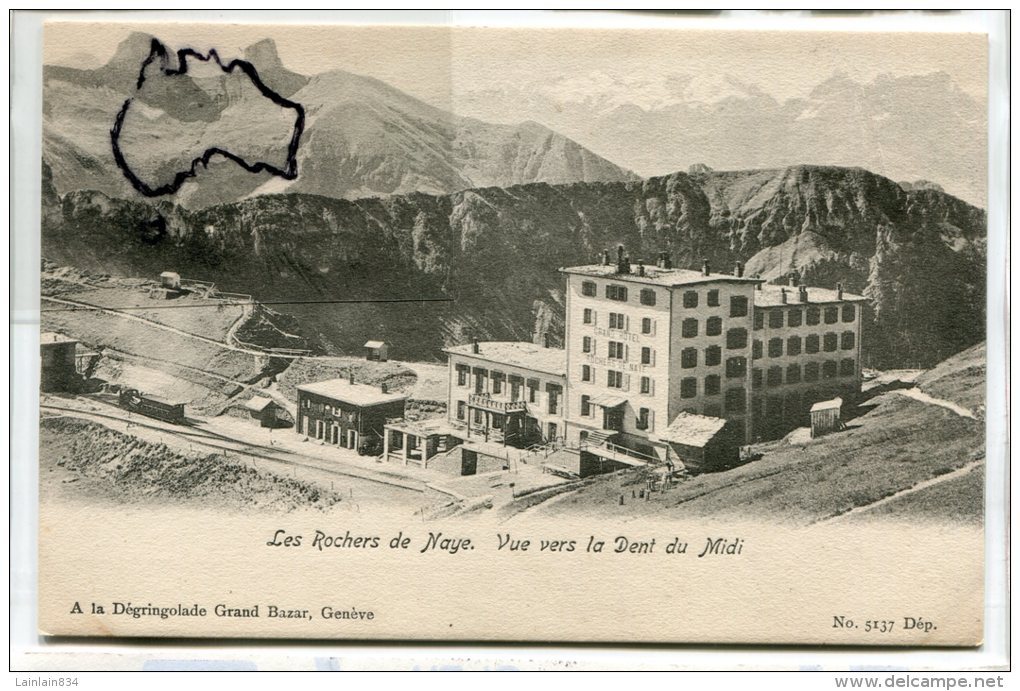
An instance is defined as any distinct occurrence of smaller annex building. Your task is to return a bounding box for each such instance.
[40,332,79,393]
[297,376,407,456]
[659,411,740,474]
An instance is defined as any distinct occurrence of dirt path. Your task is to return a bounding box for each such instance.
[224,301,256,349]
[817,458,985,524]
[894,387,976,419]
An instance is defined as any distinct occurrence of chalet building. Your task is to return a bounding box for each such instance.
[810,397,844,438]
[40,332,79,392]
[660,411,740,474]
[364,340,389,362]
[444,341,566,446]
[243,395,286,428]
[296,375,407,455]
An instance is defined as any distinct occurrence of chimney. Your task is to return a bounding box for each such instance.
[602,249,611,266]
[616,244,629,274]
[789,270,800,287]
[664,254,672,269]
[754,274,763,291]
[734,261,744,278]
[656,251,666,269]
[348,370,355,385]
[637,261,645,277]
[543,332,551,348]
[702,259,710,276]
[798,285,808,303]
[380,383,388,394]
[836,283,844,300]
[780,288,787,304]
[471,339,479,354]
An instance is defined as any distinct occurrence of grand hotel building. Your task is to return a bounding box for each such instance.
[445,246,866,461]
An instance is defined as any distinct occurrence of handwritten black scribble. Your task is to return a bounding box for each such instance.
[110,38,305,197]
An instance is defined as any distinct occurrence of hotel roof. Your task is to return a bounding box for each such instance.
[297,379,407,407]
[754,284,868,307]
[560,263,763,288]
[661,412,729,448]
[444,341,566,377]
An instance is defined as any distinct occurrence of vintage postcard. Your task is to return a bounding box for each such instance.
[35,19,991,645]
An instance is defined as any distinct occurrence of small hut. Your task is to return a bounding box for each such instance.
[243,395,283,428]
[159,271,181,290]
[660,411,738,474]
[810,397,844,438]
[363,340,389,362]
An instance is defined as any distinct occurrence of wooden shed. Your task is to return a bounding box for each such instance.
[660,411,739,474]
[363,340,389,362]
[159,271,181,290]
[243,395,284,428]
[810,397,844,438]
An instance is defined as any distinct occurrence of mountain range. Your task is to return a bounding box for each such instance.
[43,33,638,208]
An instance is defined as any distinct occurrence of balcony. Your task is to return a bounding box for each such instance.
[468,393,527,414]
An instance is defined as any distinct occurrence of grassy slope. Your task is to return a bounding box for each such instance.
[914,341,986,413]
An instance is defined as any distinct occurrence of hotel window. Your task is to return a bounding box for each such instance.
[581,364,592,382]
[824,306,839,324]
[457,401,466,420]
[510,380,521,401]
[492,374,503,394]
[752,339,763,360]
[822,360,838,379]
[547,385,561,414]
[607,370,625,389]
[726,356,747,379]
[752,368,763,390]
[725,387,747,414]
[726,327,748,350]
[769,310,784,328]
[823,333,838,352]
[804,362,820,382]
[641,317,654,334]
[705,374,721,395]
[841,331,855,350]
[767,366,783,387]
[606,284,628,301]
[583,308,593,324]
[641,347,653,365]
[708,289,720,307]
[706,316,722,336]
[754,310,764,330]
[705,345,721,366]
[681,347,698,369]
[768,337,783,358]
[682,318,698,338]
[528,379,538,403]
[843,304,856,322]
[580,394,591,417]
[637,407,650,430]
[640,289,656,306]
[786,364,801,384]
[609,312,626,329]
[640,376,652,394]
[681,377,697,399]
[608,341,625,359]
[787,335,802,356]
[806,306,821,326]
[731,295,749,317]
[683,290,699,308]
[788,309,803,327]
[581,281,596,297]
[582,336,592,353]
[473,409,483,425]
[840,358,856,376]
[457,367,468,386]
[805,334,820,354]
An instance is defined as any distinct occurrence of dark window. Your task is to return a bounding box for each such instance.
[528,380,538,403]
[583,308,593,324]
[640,376,651,394]
[804,362,819,382]
[752,368,762,390]
[705,345,721,366]
[708,289,720,307]
[636,407,650,430]
[609,312,625,329]
[548,387,561,414]
[640,289,656,306]
[457,401,466,420]
[682,318,698,338]
[768,337,783,358]
[457,367,467,386]
[608,341,625,359]
[842,304,856,322]
[683,290,698,308]
[769,310,784,328]
[787,336,802,356]
[840,358,856,376]
[805,334,820,354]
[822,360,838,379]
[767,366,783,387]
[705,403,722,418]
[704,374,721,395]
[786,364,801,384]
[606,284,628,301]
[706,316,722,336]
[681,347,698,368]
[681,377,697,399]
[726,356,747,378]
[752,339,763,360]
[806,307,821,326]
[581,365,591,382]
[823,333,838,352]
[788,309,803,327]
[581,281,596,297]
[582,336,592,353]
[641,317,653,334]
[492,374,503,394]
[641,347,652,365]
[725,388,747,414]
[607,370,624,388]
[841,331,855,350]
[754,310,764,330]
[580,394,591,417]
[731,295,749,317]
[824,306,839,324]
[727,328,748,350]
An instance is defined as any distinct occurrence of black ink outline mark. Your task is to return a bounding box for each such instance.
[110,38,305,197]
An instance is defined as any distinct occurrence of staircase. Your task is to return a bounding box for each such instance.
[584,430,617,447]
